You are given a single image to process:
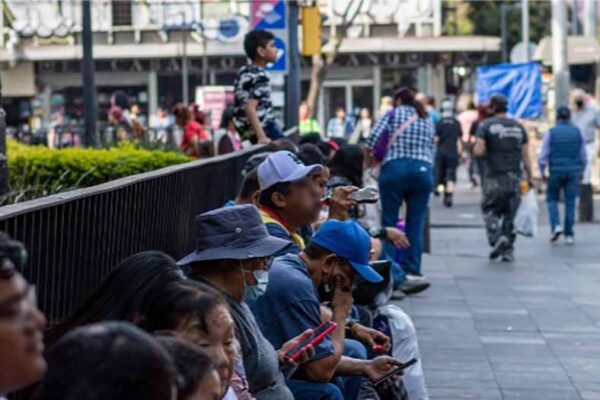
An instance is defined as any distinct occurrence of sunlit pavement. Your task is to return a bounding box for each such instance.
[395,174,600,400]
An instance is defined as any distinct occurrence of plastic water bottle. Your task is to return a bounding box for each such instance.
[395,218,406,263]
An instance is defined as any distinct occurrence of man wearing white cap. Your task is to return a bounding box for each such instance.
[257,151,353,255]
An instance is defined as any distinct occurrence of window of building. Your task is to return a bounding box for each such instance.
[112,1,132,27]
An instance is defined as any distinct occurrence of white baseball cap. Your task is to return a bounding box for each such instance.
[257,151,324,191]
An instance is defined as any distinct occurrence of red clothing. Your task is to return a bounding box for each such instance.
[180,121,208,157]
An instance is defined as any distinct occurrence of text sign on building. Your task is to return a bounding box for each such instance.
[251,0,288,73]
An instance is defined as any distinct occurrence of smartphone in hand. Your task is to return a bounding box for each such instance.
[372,358,418,387]
[283,321,338,362]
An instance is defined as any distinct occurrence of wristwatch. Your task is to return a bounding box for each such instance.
[368,226,387,239]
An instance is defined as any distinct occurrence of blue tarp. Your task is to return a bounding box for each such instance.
[476,62,543,119]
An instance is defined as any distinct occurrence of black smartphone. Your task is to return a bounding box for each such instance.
[372,358,418,387]
[282,321,338,362]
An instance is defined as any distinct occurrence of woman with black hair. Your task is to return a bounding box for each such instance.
[365,87,434,295]
[139,280,242,400]
[36,322,178,400]
[44,251,185,349]
[156,336,222,400]
[328,144,365,188]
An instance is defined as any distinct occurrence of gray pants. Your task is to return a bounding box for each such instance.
[481,173,521,249]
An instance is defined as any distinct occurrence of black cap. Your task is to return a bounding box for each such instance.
[556,105,571,120]
[489,94,509,113]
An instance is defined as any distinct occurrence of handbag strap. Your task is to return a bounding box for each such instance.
[386,113,418,151]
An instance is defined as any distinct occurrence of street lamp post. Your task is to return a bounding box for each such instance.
[552,0,570,108]
[181,12,189,105]
[82,0,98,147]
[521,0,530,61]
[0,72,8,198]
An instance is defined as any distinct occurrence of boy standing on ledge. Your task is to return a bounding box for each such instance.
[233,30,283,145]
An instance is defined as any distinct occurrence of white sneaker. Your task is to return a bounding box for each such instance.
[565,236,574,245]
[405,273,427,282]
[550,227,563,242]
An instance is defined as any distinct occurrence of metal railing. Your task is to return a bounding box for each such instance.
[0,145,263,324]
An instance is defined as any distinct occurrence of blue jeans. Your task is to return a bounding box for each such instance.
[287,339,367,400]
[379,158,433,280]
[547,171,580,236]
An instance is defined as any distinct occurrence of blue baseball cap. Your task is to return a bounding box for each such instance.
[311,220,383,283]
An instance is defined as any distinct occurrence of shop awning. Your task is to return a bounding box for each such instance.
[325,36,501,53]
[534,36,600,66]
[0,35,500,63]
[0,62,35,97]
[0,41,244,62]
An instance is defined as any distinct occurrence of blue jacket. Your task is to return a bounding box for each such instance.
[539,121,587,174]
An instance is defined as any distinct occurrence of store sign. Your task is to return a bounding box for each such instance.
[300,52,425,68]
[251,0,288,73]
[36,57,246,74]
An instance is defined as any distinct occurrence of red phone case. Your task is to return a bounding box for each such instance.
[286,322,338,362]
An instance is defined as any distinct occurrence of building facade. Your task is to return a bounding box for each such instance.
[0,0,500,129]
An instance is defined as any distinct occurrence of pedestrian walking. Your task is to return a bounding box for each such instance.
[366,87,434,287]
[474,94,533,262]
[570,89,600,185]
[434,98,462,207]
[539,106,587,244]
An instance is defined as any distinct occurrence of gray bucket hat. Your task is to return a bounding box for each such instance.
[178,204,291,265]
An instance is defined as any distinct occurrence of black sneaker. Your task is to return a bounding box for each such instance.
[391,290,407,301]
[501,250,515,263]
[489,236,509,260]
[398,280,431,296]
[443,193,453,208]
[550,227,563,242]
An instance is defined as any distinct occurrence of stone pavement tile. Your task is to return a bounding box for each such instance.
[494,371,574,389]
[428,387,502,400]
[483,343,557,360]
[473,313,539,332]
[412,316,476,332]
[573,382,600,400]
[501,388,582,400]
[479,331,546,345]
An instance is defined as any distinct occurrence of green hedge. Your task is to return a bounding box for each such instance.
[6,140,192,203]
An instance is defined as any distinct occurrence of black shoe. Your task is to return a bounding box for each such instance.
[501,250,515,262]
[550,226,563,242]
[391,290,407,301]
[489,236,509,260]
[398,280,431,296]
[443,193,453,208]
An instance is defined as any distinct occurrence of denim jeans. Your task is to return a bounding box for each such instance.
[547,171,580,236]
[249,121,285,144]
[286,339,367,400]
[379,158,433,279]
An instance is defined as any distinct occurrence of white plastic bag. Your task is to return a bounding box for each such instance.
[514,189,539,237]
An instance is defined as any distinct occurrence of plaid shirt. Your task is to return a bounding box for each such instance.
[366,105,435,164]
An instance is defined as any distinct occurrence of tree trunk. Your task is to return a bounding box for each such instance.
[305,0,365,119]
[306,55,325,118]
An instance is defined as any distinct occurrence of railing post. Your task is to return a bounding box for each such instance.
[0,65,9,198]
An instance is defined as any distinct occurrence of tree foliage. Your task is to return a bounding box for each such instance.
[444,1,552,49]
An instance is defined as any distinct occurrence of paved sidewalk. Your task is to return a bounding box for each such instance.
[395,180,600,400]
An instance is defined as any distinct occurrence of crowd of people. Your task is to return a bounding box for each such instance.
[4,26,600,400]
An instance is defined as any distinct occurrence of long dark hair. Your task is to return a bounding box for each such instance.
[394,87,428,118]
[45,251,185,348]
[37,322,177,400]
[138,280,228,334]
[329,144,364,187]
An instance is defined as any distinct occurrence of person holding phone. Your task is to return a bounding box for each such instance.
[179,205,317,400]
[250,220,405,400]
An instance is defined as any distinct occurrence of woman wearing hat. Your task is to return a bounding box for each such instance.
[179,204,315,400]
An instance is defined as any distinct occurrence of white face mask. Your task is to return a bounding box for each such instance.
[241,267,269,302]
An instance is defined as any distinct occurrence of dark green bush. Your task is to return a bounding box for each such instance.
[6,140,192,203]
